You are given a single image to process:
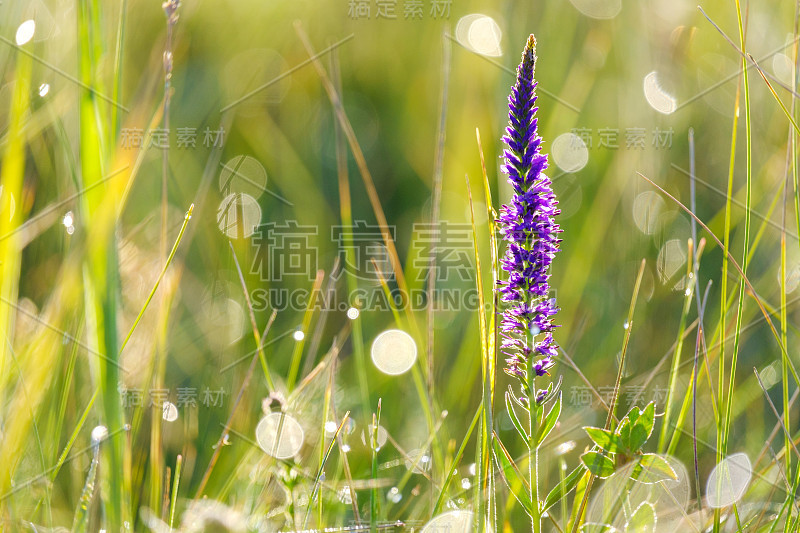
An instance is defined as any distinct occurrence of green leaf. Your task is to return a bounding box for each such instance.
[628,402,655,451]
[635,453,677,484]
[492,433,534,514]
[625,501,656,533]
[617,417,632,449]
[543,463,587,512]
[581,451,616,478]
[584,426,625,454]
[505,391,529,441]
[536,392,561,447]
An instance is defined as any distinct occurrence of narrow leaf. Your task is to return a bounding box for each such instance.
[492,433,534,513]
[543,463,586,512]
[505,391,529,441]
[536,391,561,447]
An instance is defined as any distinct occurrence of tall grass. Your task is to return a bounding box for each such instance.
[3,0,800,531]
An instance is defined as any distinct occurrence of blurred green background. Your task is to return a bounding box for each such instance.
[1,0,799,530]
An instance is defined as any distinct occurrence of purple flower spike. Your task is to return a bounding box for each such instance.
[498,35,562,398]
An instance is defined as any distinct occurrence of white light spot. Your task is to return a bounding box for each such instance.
[346,307,360,320]
[706,452,751,508]
[773,53,794,86]
[360,424,388,451]
[422,511,477,533]
[387,486,402,503]
[404,448,432,474]
[461,478,472,490]
[551,133,589,173]
[338,486,353,504]
[781,264,800,293]
[63,211,73,227]
[568,0,622,19]
[341,443,351,453]
[162,401,178,422]
[371,329,417,375]
[293,329,305,342]
[657,239,687,283]
[632,191,665,235]
[91,425,108,443]
[255,412,304,459]
[38,83,50,97]
[324,421,338,436]
[759,361,780,390]
[555,441,576,455]
[644,71,677,114]
[15,20,35,46]
[218,155,268,198]
[455,14,503,57]
[216,192,261,239]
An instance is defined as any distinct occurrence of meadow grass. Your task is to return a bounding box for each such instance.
[2,0,800,532]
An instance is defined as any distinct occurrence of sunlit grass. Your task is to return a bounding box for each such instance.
[2,0,800,531]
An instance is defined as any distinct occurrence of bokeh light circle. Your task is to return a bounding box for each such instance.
[371,329,417,375]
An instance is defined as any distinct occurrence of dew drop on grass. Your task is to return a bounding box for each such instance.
[706,452,751,509]
[15,20,35,46]
[292,329,305,342]
[387,486,402,503]
[404,448,432,474]
[551,133,589,173]
[346,306,360,320]
[371,329,417,375]
[91,425,108,444]
[162,401,178,422]
[460,478,471,490]
[643,71,677,114]
[255,412,304,459]
[38,83,50,97]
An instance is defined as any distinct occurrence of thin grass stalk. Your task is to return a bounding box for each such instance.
[465,174,492,532]
[434,407,481,515]
[715,50,742,533]
[330,48,370,417]
[287,270,324,390]
[370,400,382,533]
[427,28,451,407]
[658,240,696,451]
[477,128,499,531]
[0,23,31,420]
[572,259,645,532]
[722,0,754,455]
